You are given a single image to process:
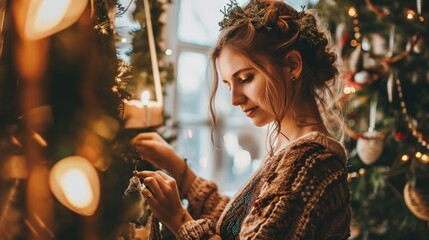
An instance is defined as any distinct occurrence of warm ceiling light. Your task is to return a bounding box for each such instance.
[21,0,88,40]
[49,156,100,216]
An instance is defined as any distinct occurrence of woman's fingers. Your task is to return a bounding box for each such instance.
[131,132,159,144]
[141,175,163,198]
[141,188,153,199]
[156,170,172,180]
[134,170,173,194]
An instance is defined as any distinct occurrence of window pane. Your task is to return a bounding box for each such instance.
[177,51,209,119]
[176,125,215,180]
[177,0,247,46]
[219,127,266,195]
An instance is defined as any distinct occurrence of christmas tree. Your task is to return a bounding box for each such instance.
[0,0,158,239]
[317,0,429,239]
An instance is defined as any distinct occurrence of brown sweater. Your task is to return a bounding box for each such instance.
[177,132,351,240]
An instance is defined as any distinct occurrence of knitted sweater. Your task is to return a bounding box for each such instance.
[177,132,351,240]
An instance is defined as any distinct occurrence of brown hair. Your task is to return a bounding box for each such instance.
[210,0,344,151]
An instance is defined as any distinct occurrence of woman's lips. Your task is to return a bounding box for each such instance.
[244,106,258,117]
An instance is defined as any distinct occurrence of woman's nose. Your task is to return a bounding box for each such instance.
[231,87,245,106]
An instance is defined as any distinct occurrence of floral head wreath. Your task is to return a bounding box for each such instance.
[219,0,323,46]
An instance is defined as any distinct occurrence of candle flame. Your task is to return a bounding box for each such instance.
[141,91,150,106]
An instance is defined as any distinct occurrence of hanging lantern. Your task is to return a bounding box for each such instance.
[49,156,100,216]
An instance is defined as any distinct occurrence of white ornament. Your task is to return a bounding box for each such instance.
[357,131,384,165]
[354,71,372,84]
[356,98,384,165]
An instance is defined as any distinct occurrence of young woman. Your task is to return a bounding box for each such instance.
[132,0,351,239]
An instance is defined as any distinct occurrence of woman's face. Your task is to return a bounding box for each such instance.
[218,47,275,127]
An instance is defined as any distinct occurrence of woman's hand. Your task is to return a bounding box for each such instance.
[131,132,182,174]
[131,132,197,195]
[134,170,193,235]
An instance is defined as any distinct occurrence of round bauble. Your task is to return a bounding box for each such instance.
[356,131,384,165]
[404,183,429,221]
[354,71,372,84]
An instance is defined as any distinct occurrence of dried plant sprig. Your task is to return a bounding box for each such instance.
[219,0,269,30]
[297,6,323,46]
[219,1,323,47]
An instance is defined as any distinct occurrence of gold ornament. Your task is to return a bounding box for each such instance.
[404,183,429,221]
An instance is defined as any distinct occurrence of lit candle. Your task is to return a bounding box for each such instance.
[122,0,164,130]
[123,90,163,129]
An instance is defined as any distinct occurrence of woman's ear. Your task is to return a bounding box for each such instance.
[285,50,302,79]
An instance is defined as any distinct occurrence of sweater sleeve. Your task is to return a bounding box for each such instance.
[177,178,229,240]
[239,142,351,240]
[183,177,230,220]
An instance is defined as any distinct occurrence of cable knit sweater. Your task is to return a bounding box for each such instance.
[177,132,351,240]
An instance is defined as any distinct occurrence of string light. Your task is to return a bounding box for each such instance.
[406,10,416,20]
[348,7,358,17]
[420,154,428,164]
[395,77,429,150]
[94,21,110,35]
[401,154,410,162]
[343,86,356,94]
[347,6,361,47]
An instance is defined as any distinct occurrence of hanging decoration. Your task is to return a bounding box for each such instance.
[395,77,429,150]
[356,97,385,165]
[403,182,429,221]
[347,6,360,48]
